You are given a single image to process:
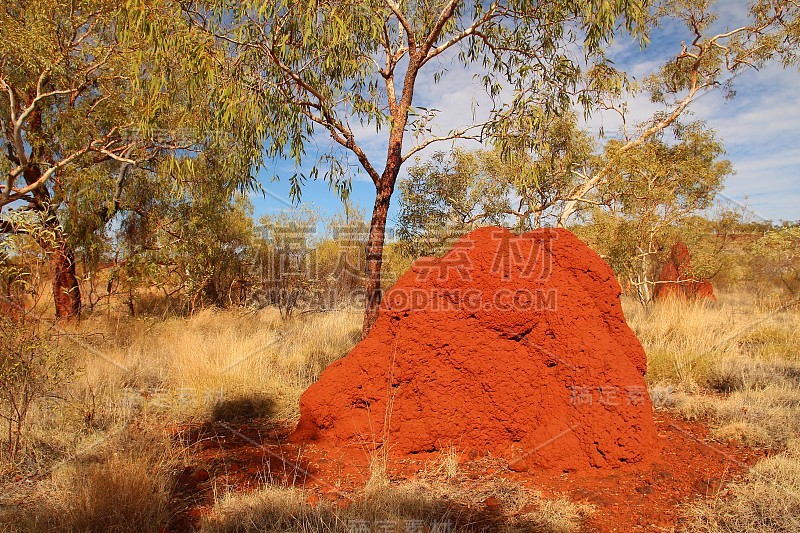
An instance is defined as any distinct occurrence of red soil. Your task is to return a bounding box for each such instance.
[167,413,771,532]
[292,227,657,472]
[654,242,716,301]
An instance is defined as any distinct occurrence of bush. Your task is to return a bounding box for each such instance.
[0,320,73,461]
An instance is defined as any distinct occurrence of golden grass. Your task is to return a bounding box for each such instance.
[3,289,797,532]
[4,305,593,532]
[69,307,362,422]
[624,292,800,449]
[201,438,594,533]
[685,444,800,532]
[203,477,593,533]
[625,293,800,530]
[624,293,799,387]
[5,424,175,532]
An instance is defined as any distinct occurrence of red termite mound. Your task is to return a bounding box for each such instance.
[654,242,716,301]
[291,227,658,472]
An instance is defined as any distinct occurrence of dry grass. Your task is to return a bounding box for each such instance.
[2,306,593,532]
[6,289,796,531]
[624,293,799,388]
[4,424,175,532]
[199,426,593,532]
[1,308,361,531]
[1,308,361,477]
[70,307,362,422]
[625,293,800,530]
[624,293,800,448]
[203,477,593,533]
[684,443,800,532]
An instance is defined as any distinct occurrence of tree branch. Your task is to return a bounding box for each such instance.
[401,127,482,163]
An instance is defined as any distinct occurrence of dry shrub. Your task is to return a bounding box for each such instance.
[711,422,772,447]
[0,319,73,463]
[203,487,339,533]
[685,449,800,532]
[667,385,800,448]
[710,385,800,448]
[420,446,462,483]
[707,356,800,393]
[8,425,173,532]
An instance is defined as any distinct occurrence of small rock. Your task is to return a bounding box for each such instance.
[484,496,502,510]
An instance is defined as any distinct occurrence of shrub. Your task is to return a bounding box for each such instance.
[0,319,73,461]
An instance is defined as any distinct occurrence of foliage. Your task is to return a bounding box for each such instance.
[252,208,320,318]
[397,149,509,257]
[397,111,595,256]
[556,0,800,225]
[0,0,263,316]
[0,320,73,461]
[0,210,60,311]
[116,184,259,315]
[750,226,800,298]
[187,0,650,334]
[191,0,646,190]
[578,122,731,303]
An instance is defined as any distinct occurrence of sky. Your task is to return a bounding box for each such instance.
[250,0,800,228]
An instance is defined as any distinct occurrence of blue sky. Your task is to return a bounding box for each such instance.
[250,0,800,227]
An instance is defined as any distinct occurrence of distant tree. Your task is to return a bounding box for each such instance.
[396,111,594,256]
[253,208,319,318]
[494,111,596,228]
[396,149,509,257]
[750,227,800,299]
[316,206,371,305]
[114,157,262,315]
[188,0,650,336]
[579,122,732,304]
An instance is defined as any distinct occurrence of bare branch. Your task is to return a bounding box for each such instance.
[401,126,482,163]
[419,0,461,59]
[1,147,90,209]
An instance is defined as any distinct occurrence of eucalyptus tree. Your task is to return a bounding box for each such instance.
[1,0,130,316]
[582,122,732,304]
[555,0,800,226]
[396,149,510,257]
[189,0,650,336]
[0,0,260,317]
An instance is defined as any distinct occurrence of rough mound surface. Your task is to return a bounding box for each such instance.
[292,227,658,471]
[654,242,716,301]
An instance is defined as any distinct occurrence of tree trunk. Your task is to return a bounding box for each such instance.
[51,241,81,319]
[360,56,418,338]
[361,184,393,338]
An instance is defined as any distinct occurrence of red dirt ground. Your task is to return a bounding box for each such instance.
[166,412,771,532]
[293,227,657,472]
